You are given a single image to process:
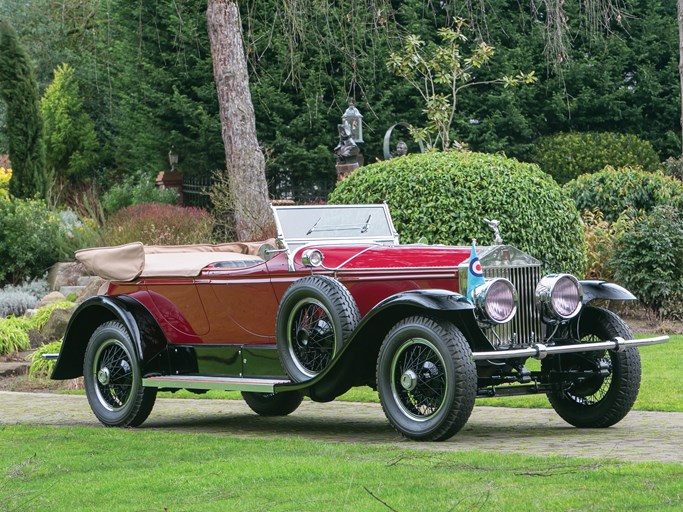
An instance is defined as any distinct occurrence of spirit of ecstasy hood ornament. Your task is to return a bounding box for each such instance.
[484,218,503,245]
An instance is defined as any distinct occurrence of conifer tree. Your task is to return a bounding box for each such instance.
[0,21,46,198]
[41,63,99,183]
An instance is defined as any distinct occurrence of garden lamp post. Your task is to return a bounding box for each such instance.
[334,104,364,181]
[342,104,363,143]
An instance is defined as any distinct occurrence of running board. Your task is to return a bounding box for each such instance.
[143,375,291,392]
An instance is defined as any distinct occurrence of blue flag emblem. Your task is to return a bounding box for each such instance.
[467,240,486,301]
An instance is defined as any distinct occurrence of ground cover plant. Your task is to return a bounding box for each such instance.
[0,300,74,356]
[1,426,681,511]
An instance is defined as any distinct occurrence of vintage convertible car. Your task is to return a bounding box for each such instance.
[51,204,668,441]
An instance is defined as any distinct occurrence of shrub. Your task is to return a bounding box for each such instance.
[0,166,10,197]
[661,156,683,181]
[55,209,99,260]
[565,166,683,222]
[102,175,179,215]
[101,203,215,246]
[0,276,50,317]
[610,206,683,318]
[329,151,586,274]
[0,290,38,318]
[28,340,63,379]
[0,316,31,354]
[0,197,60,286]
[582,209,616,281]
[530,132,660,184]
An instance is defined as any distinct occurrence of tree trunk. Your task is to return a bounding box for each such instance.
[206,0,273,241]
[679,0,683,179]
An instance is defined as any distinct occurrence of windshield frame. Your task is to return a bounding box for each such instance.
[271,204,400,271]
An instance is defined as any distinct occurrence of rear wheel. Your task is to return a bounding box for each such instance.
[376,316,477,441]
[544,307,641,428]
[241,391,304,416]
[83,321,157,427]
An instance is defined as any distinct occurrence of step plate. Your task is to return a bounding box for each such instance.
[143,375,291,392]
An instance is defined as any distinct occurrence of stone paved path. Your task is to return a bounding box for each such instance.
[1,391,681,464]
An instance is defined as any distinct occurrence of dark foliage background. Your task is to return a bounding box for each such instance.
[0,0,678,199]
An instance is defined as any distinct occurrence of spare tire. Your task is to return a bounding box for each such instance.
[276,275,360,382]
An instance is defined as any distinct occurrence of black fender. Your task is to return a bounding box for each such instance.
[302,289,494,402]
[580,280,637,304]
[51,295,169,380]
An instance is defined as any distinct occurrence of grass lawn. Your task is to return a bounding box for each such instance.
[1,425,681,512]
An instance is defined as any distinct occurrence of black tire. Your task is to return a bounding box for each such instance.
[83,321,157,427]
[543,306,641,428]
[241,391,304,416]
[376,316,477,441]
[276,275,360,382]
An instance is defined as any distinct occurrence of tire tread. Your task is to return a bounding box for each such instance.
[84,320,157,428]
[377,315,477,441]
[546,307,640,428]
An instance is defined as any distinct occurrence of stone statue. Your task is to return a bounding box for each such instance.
[395,141,408,157]
[484,218,503,245]
[334,121,361,165]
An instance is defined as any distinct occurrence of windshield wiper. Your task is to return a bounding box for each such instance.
[307,215,373,235]
[306,217,322,235]
[360,215,371,233]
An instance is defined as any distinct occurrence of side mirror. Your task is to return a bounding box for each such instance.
[258,243,277,261]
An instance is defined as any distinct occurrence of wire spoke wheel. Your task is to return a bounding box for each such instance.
[543,306,641,428]
[93,339,135,411]
[391,338,448,420]
[377,316,476,441]
[287,298,336,376]
[84,321,157,427]
[563,333,612,406]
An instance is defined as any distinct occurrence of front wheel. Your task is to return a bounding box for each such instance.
[241,391,304,416]
[376,316,477,441]
[543,307,641,428]
[83,321,157,427]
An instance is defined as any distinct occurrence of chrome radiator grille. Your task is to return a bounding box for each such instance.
[484,264,543,347]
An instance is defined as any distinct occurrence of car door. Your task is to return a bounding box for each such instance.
[196,260,280,344]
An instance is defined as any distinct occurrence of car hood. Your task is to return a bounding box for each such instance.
[298,244,472,271]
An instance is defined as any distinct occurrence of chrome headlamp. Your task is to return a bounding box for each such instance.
[536,274,583,322]
[301,249,324,267]
[472,278,518,325]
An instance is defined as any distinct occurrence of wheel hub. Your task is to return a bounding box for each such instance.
[97,367,110,386]
[400,369,418,391]
[296,330,309,346]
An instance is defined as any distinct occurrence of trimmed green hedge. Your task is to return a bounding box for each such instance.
[565,166,683,222]
[530,132,660,184]
[329,151,586,274]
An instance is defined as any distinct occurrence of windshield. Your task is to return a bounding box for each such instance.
[273,204,398,247]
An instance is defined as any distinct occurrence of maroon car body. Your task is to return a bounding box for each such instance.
[51,204,667,441]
